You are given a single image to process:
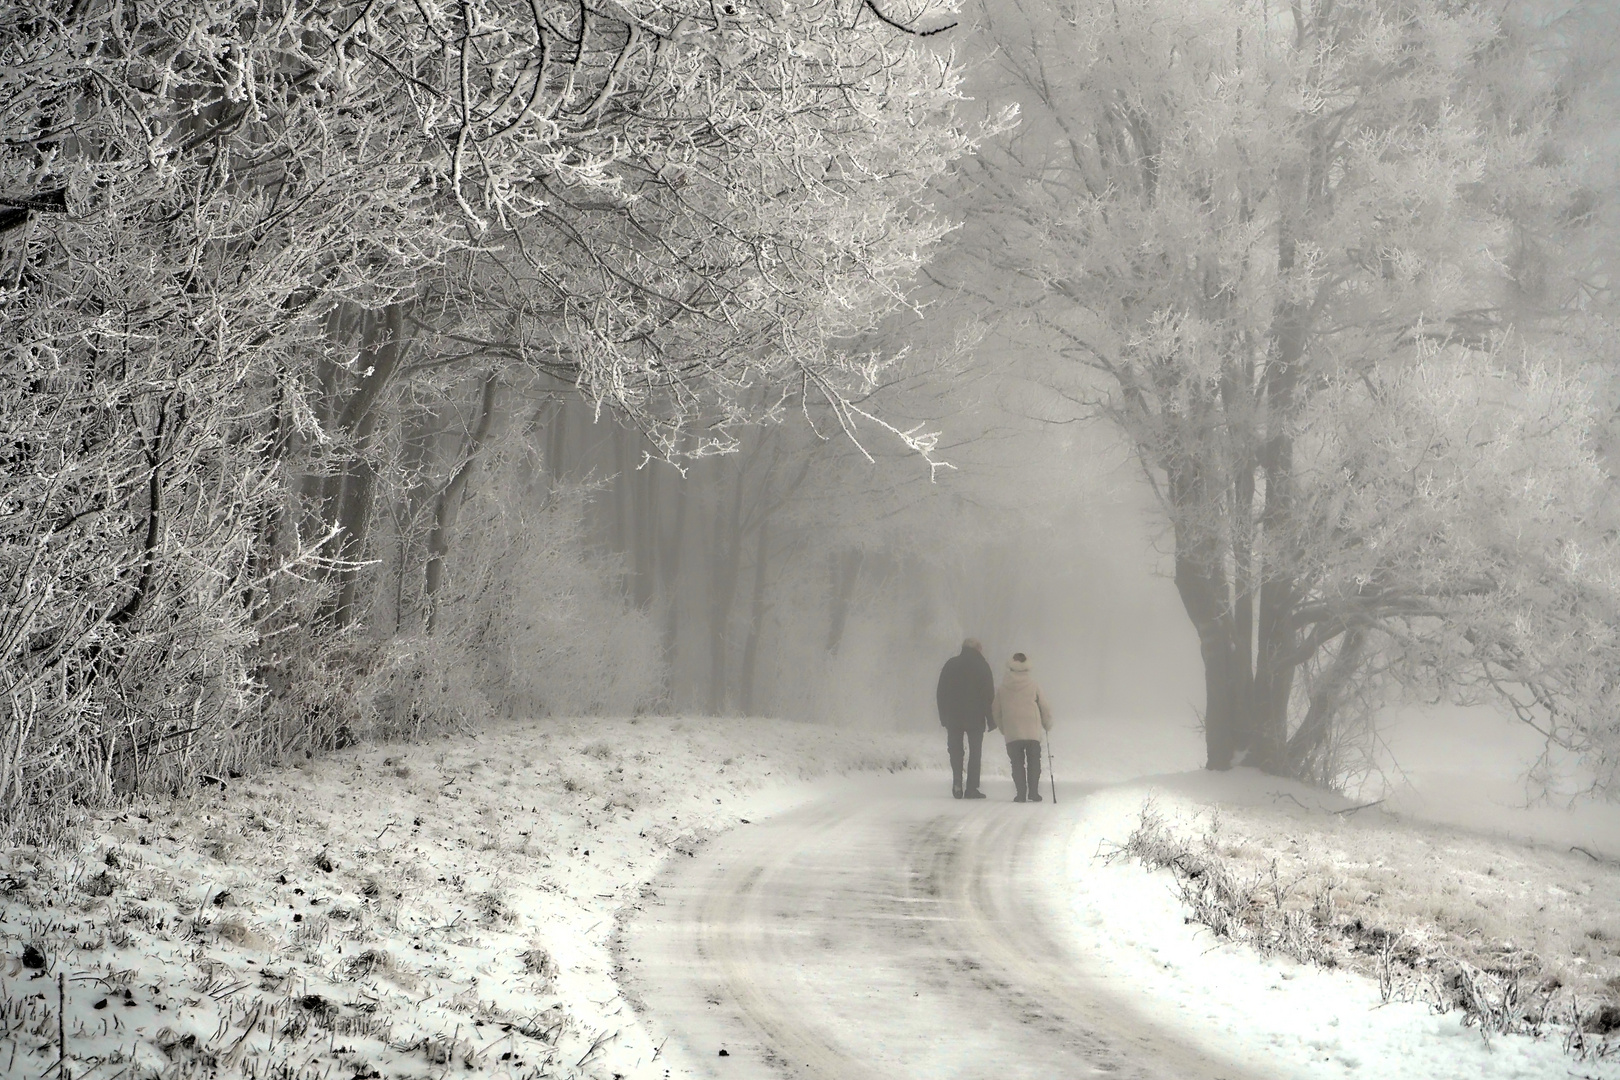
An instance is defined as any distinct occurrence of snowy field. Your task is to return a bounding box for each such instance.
[3,710,1618,1079]
[0,717,935,1079]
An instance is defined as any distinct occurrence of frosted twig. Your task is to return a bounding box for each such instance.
[576,1027,617,1067]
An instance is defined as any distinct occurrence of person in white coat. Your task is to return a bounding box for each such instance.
[992,652,1053,803]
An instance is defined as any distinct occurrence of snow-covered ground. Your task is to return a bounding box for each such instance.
[0,717,935,1080]
[1044,710,1620,1079]
[4,709,1618,1079]
[1052,778,1620,1080]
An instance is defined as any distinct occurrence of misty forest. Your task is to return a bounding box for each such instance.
[4,0,1620,1077]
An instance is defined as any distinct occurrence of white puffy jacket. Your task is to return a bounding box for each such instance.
[992,656,1052,743]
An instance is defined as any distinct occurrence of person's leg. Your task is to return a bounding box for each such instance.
[1026,742,1043,802]
[964,726,984,796]
[1008,740,1027,802]
[947,726,965,798]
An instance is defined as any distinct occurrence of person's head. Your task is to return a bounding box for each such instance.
[962,637,982,653]
[1012,652,1027,664]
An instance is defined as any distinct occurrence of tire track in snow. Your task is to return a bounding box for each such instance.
[931,795,1251,1077]
[620,772,1259,1080]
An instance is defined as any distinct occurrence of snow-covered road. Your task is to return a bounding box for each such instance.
[620,771,1252,1080]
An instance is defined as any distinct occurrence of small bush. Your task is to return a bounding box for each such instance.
[342,947,409,985]
[475,890,516,925]
[520,942,557,984]
[212,917,270,951]
[82,870,120,897]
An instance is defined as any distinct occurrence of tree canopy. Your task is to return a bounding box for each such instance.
[0,0,974,812]
[950,0,1620,789]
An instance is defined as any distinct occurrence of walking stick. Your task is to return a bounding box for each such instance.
[1046,736,1057,805]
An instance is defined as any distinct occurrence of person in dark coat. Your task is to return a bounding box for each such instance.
[936,638,995,799]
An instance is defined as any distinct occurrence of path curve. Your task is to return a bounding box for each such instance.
[617,771,1259,1080]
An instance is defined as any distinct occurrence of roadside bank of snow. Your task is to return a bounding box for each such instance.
[1053,772,1620,1080]
[0,716,935,1080]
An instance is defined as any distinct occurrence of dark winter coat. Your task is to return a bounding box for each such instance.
[936,646,995,731]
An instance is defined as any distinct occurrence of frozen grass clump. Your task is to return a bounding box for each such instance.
[1104,797,1620,1059]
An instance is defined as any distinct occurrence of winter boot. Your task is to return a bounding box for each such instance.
[1027,755,1043,802]
[952,774,964,799]
[1011,763,1027,803]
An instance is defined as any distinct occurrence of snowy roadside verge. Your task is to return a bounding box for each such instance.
[0,716,935,1080]
[1052,776,1620,1080]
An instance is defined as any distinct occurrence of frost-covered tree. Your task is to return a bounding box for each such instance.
[955,0,1620,786]
[0,0,972,812]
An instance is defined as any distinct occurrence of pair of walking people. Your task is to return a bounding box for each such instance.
[935,639,1053,802]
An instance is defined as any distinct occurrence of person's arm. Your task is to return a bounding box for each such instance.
[936,665,950,726]
[1037,689,1052,731]
[978,658,996,729]
[991,688,1002,729]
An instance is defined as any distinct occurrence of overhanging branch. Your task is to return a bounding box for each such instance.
[860,0,957,36]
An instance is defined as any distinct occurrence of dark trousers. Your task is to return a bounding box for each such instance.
[1007,739,1042,798]
[946,725,984,792]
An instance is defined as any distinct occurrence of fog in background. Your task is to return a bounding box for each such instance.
[931,482,1202,731]
[901,446,1575,805]
[6,0,1617,823]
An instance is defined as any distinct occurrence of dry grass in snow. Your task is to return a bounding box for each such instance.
[0,716,933,1080]
[1103,778,1620,1061]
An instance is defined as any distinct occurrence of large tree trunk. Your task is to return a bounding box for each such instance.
[390,405,438,632]
[423,372,499,632]
[739,520,770,715]
[1250,511,1298,768]
[1167,463,1244,770]
[613,427,656,609]
[1175,551,1241,771]
[1251,229,1310,771]
[659,453,691,679]
[327,304,408,628]
[545,393,569,482]
[825,549,863,654]
[706,468,744,714]
[1227,392,1258,759]
[1285,626,1367,783]
[107,394,171,628]
[329,461,377,628]
[633,460,657,609]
